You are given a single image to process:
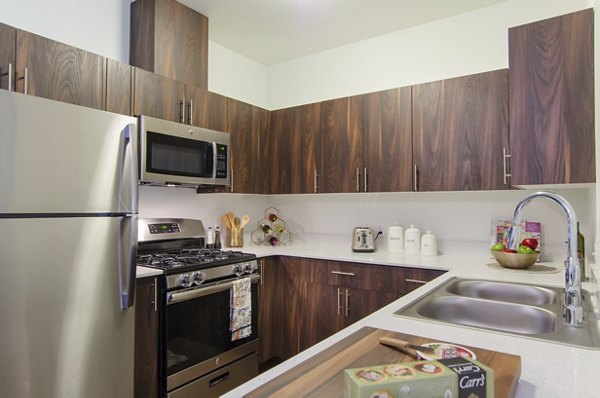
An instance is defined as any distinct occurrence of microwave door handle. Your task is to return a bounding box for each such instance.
[211,142,217,178]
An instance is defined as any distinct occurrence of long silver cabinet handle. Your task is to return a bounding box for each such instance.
[413,164,418,192]
[180,97,186,124]
[337,288,343,315]
[405,278,428,284]
[364,167,368,192]
[331,270,356,277]
[1,63,12,91]
[345,289,350,317]
[356,168,361,192]
[188,98,193,125]
[502,147,511,185]
[168,274,260,305]
[314,169,318,193]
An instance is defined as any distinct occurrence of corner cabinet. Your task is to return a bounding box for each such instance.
[509,9,595,185]
[270,103,321,194]
[227,98,271,194]
[412,69,509,191]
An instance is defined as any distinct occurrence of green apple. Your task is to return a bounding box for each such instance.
[491,242,505,251]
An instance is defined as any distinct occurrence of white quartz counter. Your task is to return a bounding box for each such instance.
[220,235,600,398]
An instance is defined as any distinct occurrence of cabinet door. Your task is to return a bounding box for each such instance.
[270,103,320,194]
[16,30,106,109]
[509,9,595,184]
[299,283,345,351]
[345,287,397,326]
[106,59,132,116]
[313,260,397,294]
[134,277,159,398]
[362,87,413,192]
[227,98,271,194]
[131,0,208,89]
[0,22,16,91]
[132,67,185,122]
[412,69,509,191]
[187,86,226,130]
[319,97,363,193]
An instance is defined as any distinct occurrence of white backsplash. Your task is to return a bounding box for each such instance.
[139,185,595,263]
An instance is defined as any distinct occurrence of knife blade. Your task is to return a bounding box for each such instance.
[379,336,435,353]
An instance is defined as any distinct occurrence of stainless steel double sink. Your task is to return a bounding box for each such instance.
[395,278,600,349]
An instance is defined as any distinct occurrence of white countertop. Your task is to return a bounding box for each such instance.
[220,235,600,398]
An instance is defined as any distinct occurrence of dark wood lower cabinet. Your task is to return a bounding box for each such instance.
[134,277,159,398]
[258,257,444,369]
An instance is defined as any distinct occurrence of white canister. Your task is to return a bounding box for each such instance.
[404,225,421,255]
[387,225,404,253]
[421,230,438,256]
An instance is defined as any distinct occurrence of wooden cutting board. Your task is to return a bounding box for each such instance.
[246,327,521,398]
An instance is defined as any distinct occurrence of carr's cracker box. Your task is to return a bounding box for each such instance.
[439,357,494,398]
[344,358,493,398]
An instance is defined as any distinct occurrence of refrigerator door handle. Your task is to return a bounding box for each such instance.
[119,215,138,310]
[118,123,139,213]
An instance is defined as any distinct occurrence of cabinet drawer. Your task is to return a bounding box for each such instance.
[398,268,445,295]
[314,260,397,294]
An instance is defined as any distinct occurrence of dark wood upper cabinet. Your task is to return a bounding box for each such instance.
[0,22,16,91]
[15,30,106,110]
[131,0,208,89]
[412,69,509,191]
[361,87,413,192]
[509,9,595,185]
[133,67,185,122]
[227,98,271,194]
[319,97,363,193]
[187,86,226,130]
[105,59,132,116]
[270,103,321,194]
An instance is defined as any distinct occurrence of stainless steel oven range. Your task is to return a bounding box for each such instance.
[138,218,259,398]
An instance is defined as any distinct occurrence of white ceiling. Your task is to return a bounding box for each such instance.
[177,0,507,65]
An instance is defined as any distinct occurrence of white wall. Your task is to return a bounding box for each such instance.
[266,0,593,109]
[0,0,130,63]
[208,41,268,108]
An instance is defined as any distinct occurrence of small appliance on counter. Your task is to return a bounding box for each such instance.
[352,227,381,252]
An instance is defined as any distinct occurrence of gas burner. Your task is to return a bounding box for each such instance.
[137,248,255,272]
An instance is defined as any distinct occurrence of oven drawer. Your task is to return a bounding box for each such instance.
[168,352,258,398]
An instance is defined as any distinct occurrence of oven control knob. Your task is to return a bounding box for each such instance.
[179,274,192,288]
[233,264,243,277]
[244,262,256,274]
[192,271,206,286]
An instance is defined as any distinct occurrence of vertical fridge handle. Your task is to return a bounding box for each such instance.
[119,215,138,310]
[118,124,139,213]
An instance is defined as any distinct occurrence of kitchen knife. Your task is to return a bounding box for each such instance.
[378,337,435,353]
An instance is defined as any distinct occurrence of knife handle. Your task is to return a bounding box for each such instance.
[379,337,418,359]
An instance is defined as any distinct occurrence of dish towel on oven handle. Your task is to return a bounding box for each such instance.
[230,277,252,341]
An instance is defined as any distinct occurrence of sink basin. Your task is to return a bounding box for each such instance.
[417,296,557,335]
[445,279,558,306]
[395,277,600,349]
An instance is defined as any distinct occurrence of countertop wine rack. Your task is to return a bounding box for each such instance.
[251,207,293,246]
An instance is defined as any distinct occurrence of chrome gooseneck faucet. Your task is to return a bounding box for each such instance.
[507,191,583,326]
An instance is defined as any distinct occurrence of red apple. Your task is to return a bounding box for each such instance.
[521,238,539,250]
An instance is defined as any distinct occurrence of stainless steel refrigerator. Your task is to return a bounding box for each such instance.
[0,90,138,397]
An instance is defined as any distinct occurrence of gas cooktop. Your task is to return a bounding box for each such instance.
[137,249,256,273]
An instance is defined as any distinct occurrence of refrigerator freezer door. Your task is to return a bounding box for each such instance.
[0,90,138,215]
[0,217,135,398]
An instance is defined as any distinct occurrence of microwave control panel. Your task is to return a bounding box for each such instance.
[215,144,228,178]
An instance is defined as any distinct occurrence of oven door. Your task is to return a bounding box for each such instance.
[164,274,259,393]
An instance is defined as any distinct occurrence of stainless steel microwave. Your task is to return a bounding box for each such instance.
[138,116,230,187]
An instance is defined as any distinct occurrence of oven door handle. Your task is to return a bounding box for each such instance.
[167,274,260,305]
